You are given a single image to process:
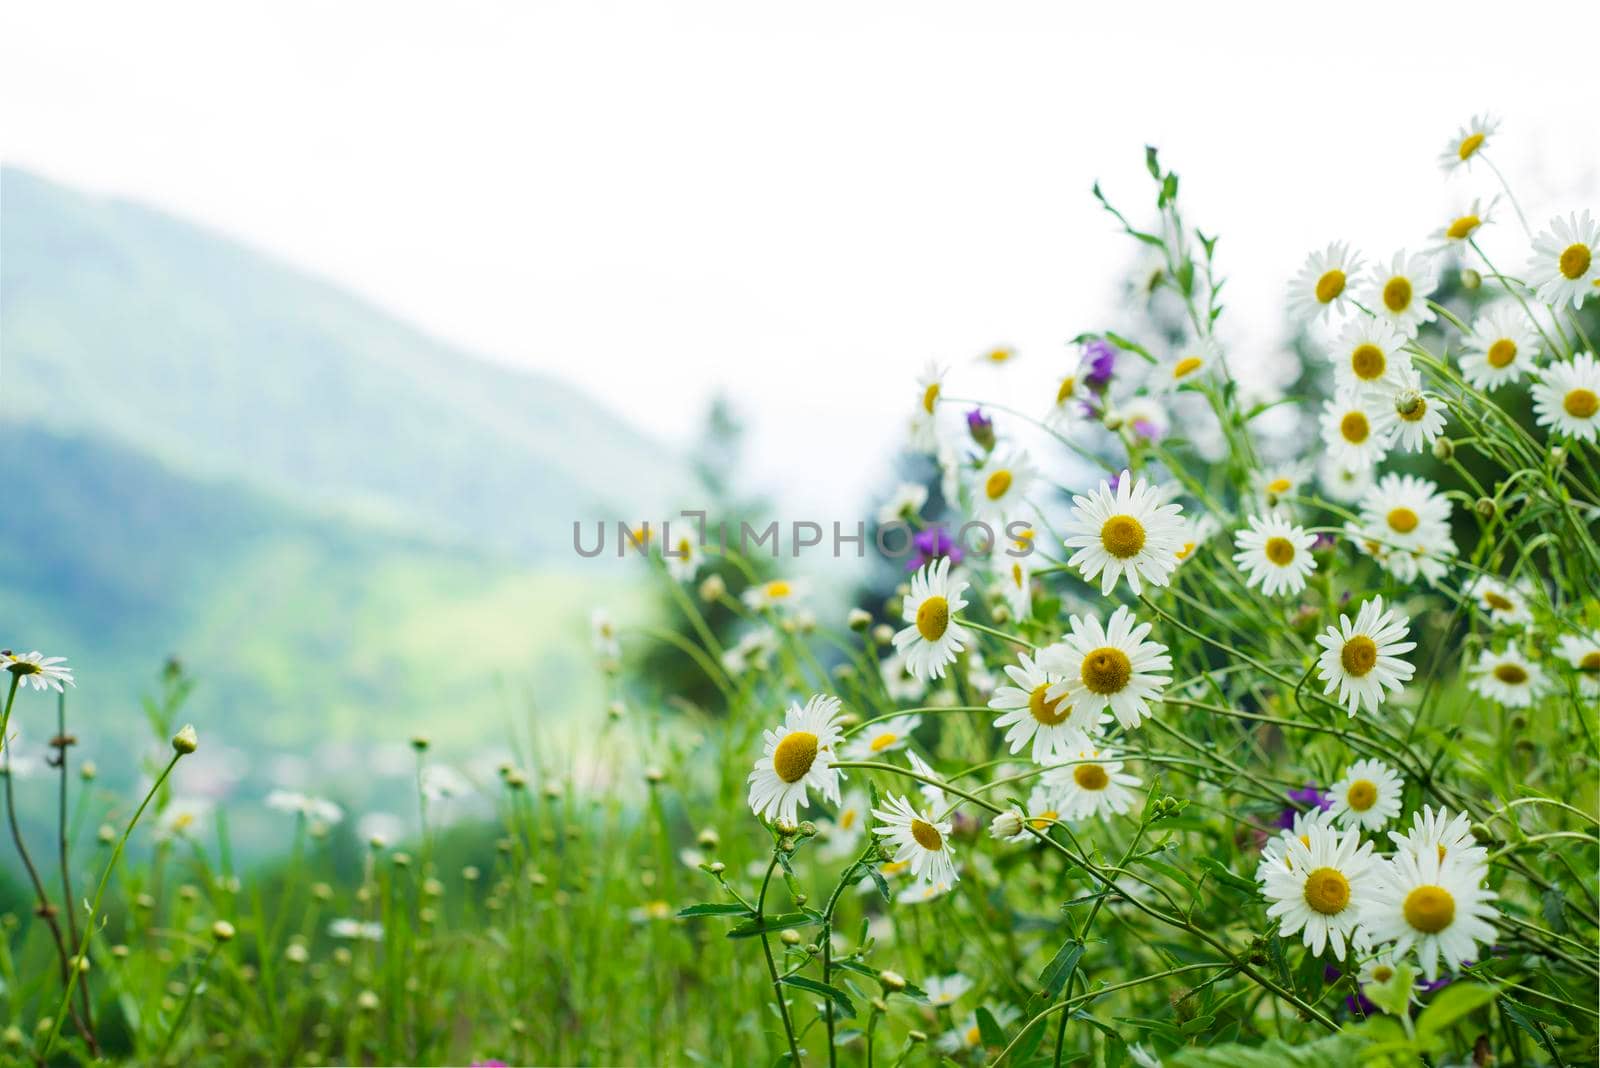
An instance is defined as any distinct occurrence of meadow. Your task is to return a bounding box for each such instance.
[3,121,1598,1066]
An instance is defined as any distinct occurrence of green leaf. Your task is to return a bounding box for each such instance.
[1540,887,1569,933]
[1416,982,1497,1043]
[1145,145,1162,179]
[676,902,753,918]
[1362,961,1416,1019]
[726,912,817,939]
[976,1005,1007,1048]
[1192,856,1256,896]
[781,975,856,1017]
[1038,939,1086,998]
[1165,1030,1371,1066]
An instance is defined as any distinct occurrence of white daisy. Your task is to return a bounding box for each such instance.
[1232,514,1318,597]
[664,531,701,582]
[1368,364,1450,453]
[1361,848,1497,981]
[938,1005,1022,1054]
[972,449,1034,522]
[988,652,1093,764]
[1388,806,1487,871]
[1040,605,1171,730]
[1290,242,1363,323]
[820,789,869,860]
[1460,304,1540,390]
[1257,463,1311,504]
[995,554,1033,621]
[1,651,75,693]
[1256,807,1336,884]
[747,695,846,825]
[877,482,930,525]
[1528,211,1600,309]
[847,713,922,759]
[1531,352,1600,443]
[1330,317,1413,395]
[743,577,808,611]
[1465,646,1549,708]
[1438,114,1497,173]
[924,973,974,1008]
[329,918,385,942]
[1162,337,1222,389]
[154,797,214,841]
[1108,396,1171,441]
[1045,355,1089,430]
[1354,474,1455,584]
[1173,512,1220,567]
[1061,470,1186,595]
[896,879,953,906]
[723,627,780,676]
[419,765,470,802]
[1356,948,1406,990]
[1043,747,1141,821]
[879,647,927,703]
[589,609,621,660]
[999,787,1067,842]
[1462,575,1535,627]
[910,362,947,453]
[1313,597,1417,717]
[872,793,958,889]
[891,557,972,681]
[1328,759,1405,832]
[1555,631,1600,699]
[265,790,344,826]
[978,344,1019,367]
[1431,197,1496,253]
[1319,393,1391,470]
[1363,251,1440,338]
[1261,822,1376,960]
[1317,453,1375,504]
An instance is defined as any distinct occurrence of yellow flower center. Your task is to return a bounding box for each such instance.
[1387,507,1419,534]
[1399,396,1428,423]
[985,469,1013,500]
[1457,132,1485,160]
[1342,636,1378,677]
[8,660,40,676]
[1100,514,1146,559]
[840,809,857,830]
[1266,477,1292,494]
[1493,663,1528,685]
[988,347,1013,363]
[1028,810,1059,830]
[1303,867,1351,915]
[1350,344,1386,381]
[1382,276,1413,313]
[1173,355,1204,379]
[1403,885,1456,933]
[1346,779,1378,811]
[766,580,791,599]
[773,732,819,784]
[1264,537,1296,566]
[1564,389,1599,419]
[1580,651,1600,672]
[1483,591,1515,612]
[1315,269,1346,304]
[1073,763,1110,791]
[1446,214,1480,240]
[881,860,910,876]
[1176,540,1197,561]
[869,732,899,752]
[1339,411,1369,444]
[1028,683,1071,726]
[916,596,950,642]
[1056,376,1077,404]
[922,383,940,414]
[1486,338,1517,368]
[1080,648,1132,695]
[1371,965,1394,983]
[1011,562,1024,588]
[965,1025,981,1046]
[1559,243,1592,280]
[910,818,944,851]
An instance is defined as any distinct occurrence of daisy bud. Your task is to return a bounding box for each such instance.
[1393,390,1424,418]
[80,761,97,781]
[966,408,996,451]
[1459,268,1481,290]
[877,969,907,992]
[211,920,236,942]
[908,1030,928,1044]
[392,852,412,868]
[775,818,799,836]
[410,735,430,752]
[312,883,333,901]
[797,821,817,838]
[3,1026,23,1049]
[34,1019,54,1038]
[1469,822,1493,844]
[462,865,480,881]
[1474,497,1496,519]
[111,944,129,959]
[990,810,1024,839]
[698,574,726,602]
[991,604,1011,625]
[696,828,720,850]
[180,884,199,902]
[780,929,801,946]
[356,990,380,1012]
[793,893,807,906]
[1431,436,1454,461]
[1550,445,1567,468]
[870,624,895,645]
[847,608,872,631]
[871,997,888,1014]
[171,724,198,754]
[1102,411,1125,431]
[285,943,309,964]
[98,824,115,844]
[832,664,857,683]
[644,767,665,785]
[136,894,157,910]
[778,835,797,853]
[709,861,726,874]
[504,769,528,790]
[607,701,625,721]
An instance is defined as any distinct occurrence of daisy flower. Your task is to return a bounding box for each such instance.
[1460,304,1540,389]
[892,557,971,681]
[971,450,1034,522]
[989,652,1092,764]
[1363,251,1439,338]
[924,974,973,1008]
[877,482,929,525]
[1329,317,1412,395]
[820,789,869,859]
[743,577,807,612]
[1528,211,1600,309]
[1040,605,1171,730]
[1,651,75,693]
[909,362,947,452]
[1173,512,1220,567]
[1432,197,1496,253]
[265,791,344,825]
[1319,393,1391,470]
[1530,352,1600,443]
[1045,355,1089,430]
[879,647,927,703]
[1314,596,1417,717]
[1438,114,1497,173]
[664,531,701,582]
[1261,823,1376,960]
[939,1005,1022,1054]
[1388,806,1487,871]
[329,918,385,942]
[1356,948,1406,989]
[1108,396,1171,441]
[1317,453,1375,504]
[1555,631,1600,699]
[1043,747,1141,821]
[1369,364,1450,453]
[1466,646,1549,708]
[1462,574,1534,627]
[1001,787,1066,841]
[995,555,1033,620]
[896,880,953,906]
[979,345,1018,367]
[1290,242,1363,323]
[747,695,846,825]
[1256,807,1336,884]
[1328,759,1405,832]
[1162,337,1222,389]
[846,713,922,759]
[155,797,214,841]
[1355,474,1455,584]
[1257,462,1311,503]
[1361,848,1497,981]
[872,793,958,889]
[1061,470,1186,595]
[1232,514,1318,597]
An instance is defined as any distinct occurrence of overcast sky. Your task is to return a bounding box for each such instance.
[4,1,1596,516]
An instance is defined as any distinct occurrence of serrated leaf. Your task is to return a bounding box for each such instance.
[726,912,817,939]
[1039,939,1085,998]
[676,902,753,918]
[781,975,856,1017]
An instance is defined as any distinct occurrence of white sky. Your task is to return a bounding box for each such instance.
[4,1,1596,518]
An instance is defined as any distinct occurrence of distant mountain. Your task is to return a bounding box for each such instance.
[1,167,686,555]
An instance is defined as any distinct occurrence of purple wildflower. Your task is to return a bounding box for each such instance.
[907,526,964,572]
[1084,339,1117,390]
[1275,784,1332,830]
[966,408,996,451]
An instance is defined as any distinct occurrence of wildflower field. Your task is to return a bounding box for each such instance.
[4,121,1599,1067]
